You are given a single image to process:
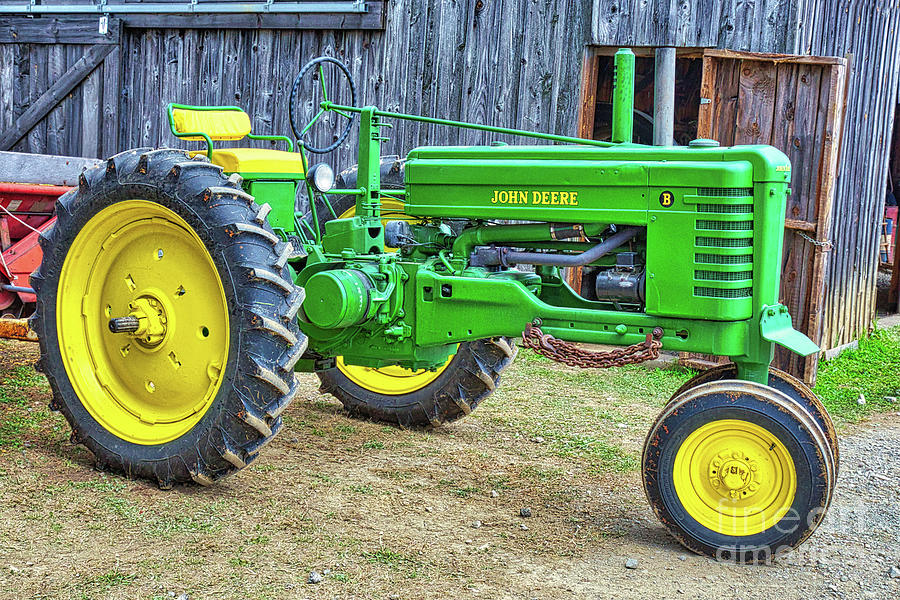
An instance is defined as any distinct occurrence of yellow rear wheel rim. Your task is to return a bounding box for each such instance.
[674,419,797,536]
[57,200,229,445]
[334,197,456,394]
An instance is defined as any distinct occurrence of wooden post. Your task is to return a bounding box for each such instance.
[653,47,676,146]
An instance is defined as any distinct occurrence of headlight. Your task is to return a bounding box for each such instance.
[307,163,335,193]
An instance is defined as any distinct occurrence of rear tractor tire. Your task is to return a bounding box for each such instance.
[313,157,517,426]
[31,148,306,487]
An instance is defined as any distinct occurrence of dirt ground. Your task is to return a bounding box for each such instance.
[0,339,898,600]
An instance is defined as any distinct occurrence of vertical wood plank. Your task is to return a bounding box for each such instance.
[100,45,122,157]
[80,52,101,158]
[804,62,846,382]
[734,59,776,145]
[577,48,600,139]
[695,52,718,137]
[0,45,14,134]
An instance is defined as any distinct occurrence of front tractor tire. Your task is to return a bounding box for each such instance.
[642,380,835,563]
[31,149,306,487]
[317,338,517,427]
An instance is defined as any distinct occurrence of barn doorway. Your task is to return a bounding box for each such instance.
[577,47,705,144]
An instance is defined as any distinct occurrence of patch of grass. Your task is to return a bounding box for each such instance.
[0,366,47,406]
[483,350,696,475]
[87,569,136,590]
[436,478,480,497]
[549,434,637,472]
[347,483,373,494]
[520,464,565,481]
[450,485,479,498]
[310,472,335,483]
[362,439,385,449]
[0,408,53,448]
[0,365,56,448]
[104,495,139,519]
[334,423,357,437]
[814,326,900,423]
[515,359,693,408]
[92,488,225,538]
[70,479,128,493]
[363,547,421,569]
[144,504,225,537]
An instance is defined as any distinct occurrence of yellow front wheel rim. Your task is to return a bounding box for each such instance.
[57,200,230,445]
[335,197,456,394]
[336,353,455,396]
[674,419,797,536]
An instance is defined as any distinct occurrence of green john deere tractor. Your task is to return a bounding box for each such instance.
[31,50,837,562]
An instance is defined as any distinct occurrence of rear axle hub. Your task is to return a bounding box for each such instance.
[108,295,169,347]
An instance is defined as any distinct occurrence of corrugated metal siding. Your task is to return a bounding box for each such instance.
[796,0,900,348]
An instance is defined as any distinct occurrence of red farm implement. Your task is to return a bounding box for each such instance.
[0,151,101,339]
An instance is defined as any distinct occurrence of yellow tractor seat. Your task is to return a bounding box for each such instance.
[167,103,300,176]
[187,148,304,175]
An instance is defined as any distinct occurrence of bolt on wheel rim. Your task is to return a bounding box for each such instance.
[57,200,229,445]
[673,419,797,536]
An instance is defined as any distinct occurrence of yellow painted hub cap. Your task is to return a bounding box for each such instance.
[334,198,456,394]
[674,419,797,536]
[57,200,229,445]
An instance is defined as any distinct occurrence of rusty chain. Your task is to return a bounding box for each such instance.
[521,323,664,368]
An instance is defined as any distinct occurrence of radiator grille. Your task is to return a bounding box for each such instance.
[691,187,754,313]
[695,286,753,298]
[697,187,754,197]
[695,270,753,281]
[695,253,753,264]
[696,236,753,248]
[696,219,753,231]
[697,203,753,214]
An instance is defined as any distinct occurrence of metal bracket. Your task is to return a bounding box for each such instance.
[759,304,819,356]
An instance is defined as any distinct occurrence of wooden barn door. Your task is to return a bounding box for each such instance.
[0,17,123,158]
[694,49,847,383]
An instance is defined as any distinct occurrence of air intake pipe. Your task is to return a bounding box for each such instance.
[470,226,641,268]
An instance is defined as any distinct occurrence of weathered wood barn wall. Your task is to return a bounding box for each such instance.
[2,0,899,357]
[589,0,803,52]
[0,0,588,171]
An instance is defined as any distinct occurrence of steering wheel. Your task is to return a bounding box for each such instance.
[289,56,357,154]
